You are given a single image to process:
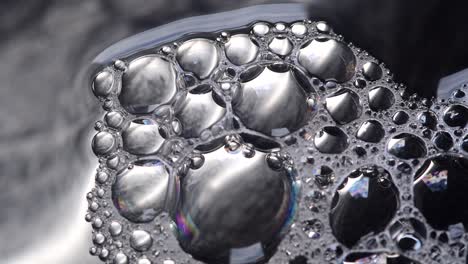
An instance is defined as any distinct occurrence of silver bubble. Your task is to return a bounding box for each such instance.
[92,132,116,156]
[362,62,383,81]
[268,37,293,56]
[174,138,297,262]
[113,252,128,264]
[298,38,356,82]
[175,92,226,138]
[225,34,259,65]
[130,230,153,252]
[120,55,177,114]
[368,86,395,111]
[252,22,270,36]
[324,89,362,125]
[105,111,124,129]
[387,133,427,159]
[314,126,349,154]
[356,120,385,143]
[109,221,123,236]
[93,70,114,96]
[233,66,312,137]
[112,160,171,222]
[122,119,166,155]
[291,22,307,36]
[176,38,219,79]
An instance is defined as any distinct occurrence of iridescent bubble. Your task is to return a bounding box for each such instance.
[122,118,166,155]
[330,166,399,247]
[120,55,177,114]
[112,160,172,223]
[324,89,362,125]
[414,155,468,230]
[314,126,349,154]
[173,135,298,263]
[387,133,426,159]
[225,34,258,65]
[176,38,219,79]
[298,38,356,83]
[368,86,394,111]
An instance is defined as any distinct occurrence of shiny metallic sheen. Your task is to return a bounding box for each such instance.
[112,161,170,223]
[120,55,177,114]
[233,67,311,137]
[121,119,166,155]
[225,34,259,65]
[298,38,356,82]
[175,142,295,262]
[176,38,219,79]
[176,92,226,138]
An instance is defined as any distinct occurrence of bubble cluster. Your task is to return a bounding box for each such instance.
[88,19,468,264]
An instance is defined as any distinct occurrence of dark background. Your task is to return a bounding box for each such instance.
[1,0,467,263]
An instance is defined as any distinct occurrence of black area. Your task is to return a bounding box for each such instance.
[307,0,468,98]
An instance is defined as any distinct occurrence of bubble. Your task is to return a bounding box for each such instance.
[233,65,313,137]
[389,218,426,252]
[252,22,269,36]
[105,111,124,129]
[122,119,166,155]
[176,38,219,79]
[302,218,323,239]
[224,34,259,65]
[312,165,335,189]
[392,111,409,125]
[173,135,298,263]
[324,89,362,124]
[113,252,128,264]
[137,258,152,264]
[291,22,307,36]
[92,132,116,156]
[330,166,399,247]
[314,126,349,154]
[120,56,177,114]
[433,131,453,151]
[418,111,438,130]
[109,221,123,236]
[112,160,172,223]
[298,38,356,83]
[368,86,395,111]
[93,232,106,245]
[268,37,293,56]
[414,155,468,230]
[356,120,385,143]
[361,62,382,81]
[130,230,153,252]
[443,104,468,127]
[387,133,427,159]
[315,21,331,33]
[92,70,114,96]
[343,252,420,264]
[175,91,226,138]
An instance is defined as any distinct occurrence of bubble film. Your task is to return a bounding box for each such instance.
[87,19,468,264]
